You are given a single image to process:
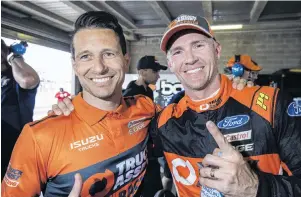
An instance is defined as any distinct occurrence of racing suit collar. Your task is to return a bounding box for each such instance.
[182,74,232,113]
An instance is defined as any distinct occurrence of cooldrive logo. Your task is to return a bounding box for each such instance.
[287,101,301,117]
[70,134,104,151]
[172,158,196,186]
[159,80,183,96]
[217,115,250,129]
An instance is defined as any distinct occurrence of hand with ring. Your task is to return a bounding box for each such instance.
[199,121,259,197]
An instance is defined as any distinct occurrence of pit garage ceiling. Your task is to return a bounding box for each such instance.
[1,1,301,52]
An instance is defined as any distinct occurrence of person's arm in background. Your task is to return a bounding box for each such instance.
[256,90,301,197]
[1,124,47,196]
[148,112,173,192]
[9,56,40,89]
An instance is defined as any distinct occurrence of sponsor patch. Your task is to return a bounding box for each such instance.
[287,101,301,117]
[4,163,23,187]
[70,134,104,152]
[199,97,222,111]
[128,117,148,135]
[234,143,254,152]
[217,115,249,129]
[256,92,269,111]
[128,117,147,128]
[224,130,252,143]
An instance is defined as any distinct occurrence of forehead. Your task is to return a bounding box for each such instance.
[73,28,120,50]
[170,32,209,49]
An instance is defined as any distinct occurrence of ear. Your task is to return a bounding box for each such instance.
[124,53,131,73]
[215,41,222,60]
[167,58,175,73]
[71,58,79,77]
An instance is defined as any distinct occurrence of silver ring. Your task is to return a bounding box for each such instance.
[210,168,216,178]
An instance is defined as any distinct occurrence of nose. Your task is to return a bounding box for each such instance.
[184,49,198,65]
[92,57,107,74]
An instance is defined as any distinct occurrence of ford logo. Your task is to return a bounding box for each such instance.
[217,115,250,129]
[287,101,301,117]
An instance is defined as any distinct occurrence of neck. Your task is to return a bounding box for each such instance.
[82,90,122,111]
[185,74,221,101]
[135,76,148,89]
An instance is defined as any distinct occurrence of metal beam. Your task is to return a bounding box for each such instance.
[84,1,137,29]
[60,1,92,14]
[148,1,171,25]
[1,28,70,52]
[133,20,301,37]
[260,13,301,20]
[4,1,74,31]
[250,0,268,23]
[135,19,166,27]
[62,1,137,40]
[201,1,213,24]
[1,12,71,44]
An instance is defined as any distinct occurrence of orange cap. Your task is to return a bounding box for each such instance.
[227,55,262,71]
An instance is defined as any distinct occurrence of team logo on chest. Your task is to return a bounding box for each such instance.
[217,115,250,129]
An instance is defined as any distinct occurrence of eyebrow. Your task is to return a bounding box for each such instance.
[75,50,90,59]
[170,40,208,52]
[75,48,119,59]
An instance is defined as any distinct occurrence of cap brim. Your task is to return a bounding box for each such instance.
[247,65,262,71]
[153,63,167,71]
[159,65,168,70]
[160,24,213,53]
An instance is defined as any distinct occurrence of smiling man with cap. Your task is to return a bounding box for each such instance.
[148,14,301,197]
[123,55,167,100]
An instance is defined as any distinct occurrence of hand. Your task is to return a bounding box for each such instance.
[48,97,75,116]
[199,121,258,197]
[68,173,83,197]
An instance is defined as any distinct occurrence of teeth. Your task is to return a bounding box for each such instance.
[186,67,202,74]
[92,77,110,83]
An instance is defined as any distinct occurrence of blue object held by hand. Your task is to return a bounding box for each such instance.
[10,41,28,55]
[232,63,244,77]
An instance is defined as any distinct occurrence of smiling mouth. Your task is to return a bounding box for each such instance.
[90,76,113,83]
[185,66,205,74]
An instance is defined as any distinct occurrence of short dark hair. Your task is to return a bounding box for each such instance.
[71,11,127,59]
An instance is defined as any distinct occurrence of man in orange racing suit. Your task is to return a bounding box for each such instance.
[1,11,159,197]
[148,14,301,197]
[42,14,301,197]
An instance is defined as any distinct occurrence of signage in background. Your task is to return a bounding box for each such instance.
[123,74,184,107]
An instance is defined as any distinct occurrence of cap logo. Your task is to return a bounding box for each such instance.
[168,15,198,29]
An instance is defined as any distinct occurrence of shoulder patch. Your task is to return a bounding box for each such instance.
[287,101,301,117]
[251,86,277,123]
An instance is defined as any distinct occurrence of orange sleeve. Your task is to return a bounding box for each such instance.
[1,124,47,197]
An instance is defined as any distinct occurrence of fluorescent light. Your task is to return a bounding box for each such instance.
[211,24,243,30]
[289,69,301,73]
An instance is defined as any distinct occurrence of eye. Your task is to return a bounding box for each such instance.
[103,52,116,59]
[172,50,182,56]
[80,54,90,61]
[194,43,205,49]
